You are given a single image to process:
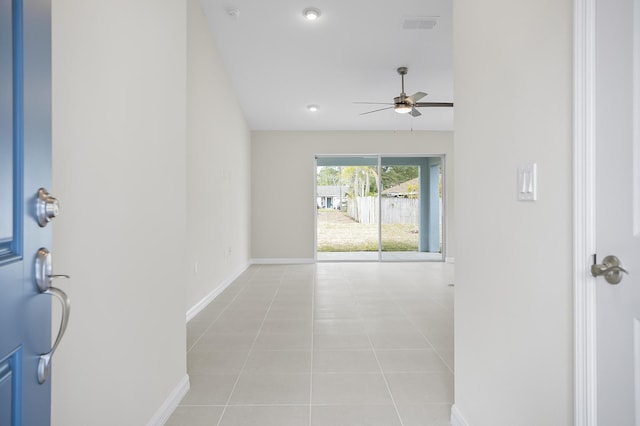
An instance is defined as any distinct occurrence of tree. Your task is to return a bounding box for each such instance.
[380,166,418,190]
[406,181,419,199]
[340,166,379,221]
[316,166,340,186]
[341,166,378,197]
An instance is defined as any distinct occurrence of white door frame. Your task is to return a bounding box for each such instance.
[573,0,598,424]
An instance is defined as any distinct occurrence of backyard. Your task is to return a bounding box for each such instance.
[317,208,419,252]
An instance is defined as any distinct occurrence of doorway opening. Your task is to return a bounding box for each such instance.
[315,155,445,262]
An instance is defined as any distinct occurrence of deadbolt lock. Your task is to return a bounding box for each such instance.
[36,188,59,227]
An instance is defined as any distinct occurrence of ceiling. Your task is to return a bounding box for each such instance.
[199,0,453,131]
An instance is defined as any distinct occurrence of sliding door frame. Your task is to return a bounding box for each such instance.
[314,153,447,262]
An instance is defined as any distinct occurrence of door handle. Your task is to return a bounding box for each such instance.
[35,247,70,291]
[591,255,628,285]
[34,247,71,384]
[38,286,70,384]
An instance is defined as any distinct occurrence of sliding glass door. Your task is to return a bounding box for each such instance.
[380,157,443,261]
[379,161,420,259]
[316,155,445,262]
[316,156,379,261]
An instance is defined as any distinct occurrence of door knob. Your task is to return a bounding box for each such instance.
[36,188,60,227]
[591,255,628,284]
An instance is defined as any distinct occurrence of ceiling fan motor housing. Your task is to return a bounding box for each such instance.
[394,95,413,114]
[394,94,412,106]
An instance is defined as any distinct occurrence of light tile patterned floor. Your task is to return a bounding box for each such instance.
[166,262,454,426]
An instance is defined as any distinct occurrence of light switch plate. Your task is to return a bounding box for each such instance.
[517,163,537,201]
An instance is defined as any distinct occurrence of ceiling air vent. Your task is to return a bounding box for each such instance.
[401,17,437,30]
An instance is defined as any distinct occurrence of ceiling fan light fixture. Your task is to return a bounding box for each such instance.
[394,105,412,114]
[303,8,321,20]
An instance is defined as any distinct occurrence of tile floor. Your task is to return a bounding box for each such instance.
[166,262,454,426]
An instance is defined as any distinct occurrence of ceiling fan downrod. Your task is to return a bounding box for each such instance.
[394,67,412,113]
[397,67,408,97]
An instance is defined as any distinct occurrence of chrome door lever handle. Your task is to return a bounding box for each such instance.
[33,247,72,384]
[38,286,70,384]
[35,248,70,292]
[591,264,628,275]
[591,255,628,285]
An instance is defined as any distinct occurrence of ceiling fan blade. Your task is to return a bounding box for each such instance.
[359,106,394,115]
[353,102,394,105]
[410,107,422,117]
[408,91,427,102]
[414,102,454,108]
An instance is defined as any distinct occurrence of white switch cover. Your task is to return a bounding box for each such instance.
[517,163,537,201]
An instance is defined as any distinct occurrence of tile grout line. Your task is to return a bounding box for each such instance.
[187,266,261,353]
[384,277,455,375]
[346,275,406,426]
[186,288,244,353]
[308,266,317,426]
[215,273,283,426]
[172,264,456,424]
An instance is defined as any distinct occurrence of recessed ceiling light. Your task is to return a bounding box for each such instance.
[303,8,321,20]
[225,7,240,19]
[307,105,319,112]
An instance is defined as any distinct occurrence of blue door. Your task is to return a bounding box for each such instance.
[1,0,53,424]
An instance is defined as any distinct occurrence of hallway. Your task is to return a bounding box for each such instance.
[167,262,454,425]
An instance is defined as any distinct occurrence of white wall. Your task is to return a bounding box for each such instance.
[186,0,251,312]
[251,131,454,261]
[453,1,573,425]
[51,1,188,424]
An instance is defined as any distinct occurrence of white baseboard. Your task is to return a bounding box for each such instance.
[250,258,315,265]
[446,256,455,263]
[147,374,190,426]
[450,405,469,426]
[186,263,249,322]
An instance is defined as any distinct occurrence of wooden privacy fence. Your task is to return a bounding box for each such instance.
[347,196,419,225]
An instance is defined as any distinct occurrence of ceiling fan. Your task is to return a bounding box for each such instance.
[355,67,453,117]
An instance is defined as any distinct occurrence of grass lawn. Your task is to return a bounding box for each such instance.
[317,209,418,252]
